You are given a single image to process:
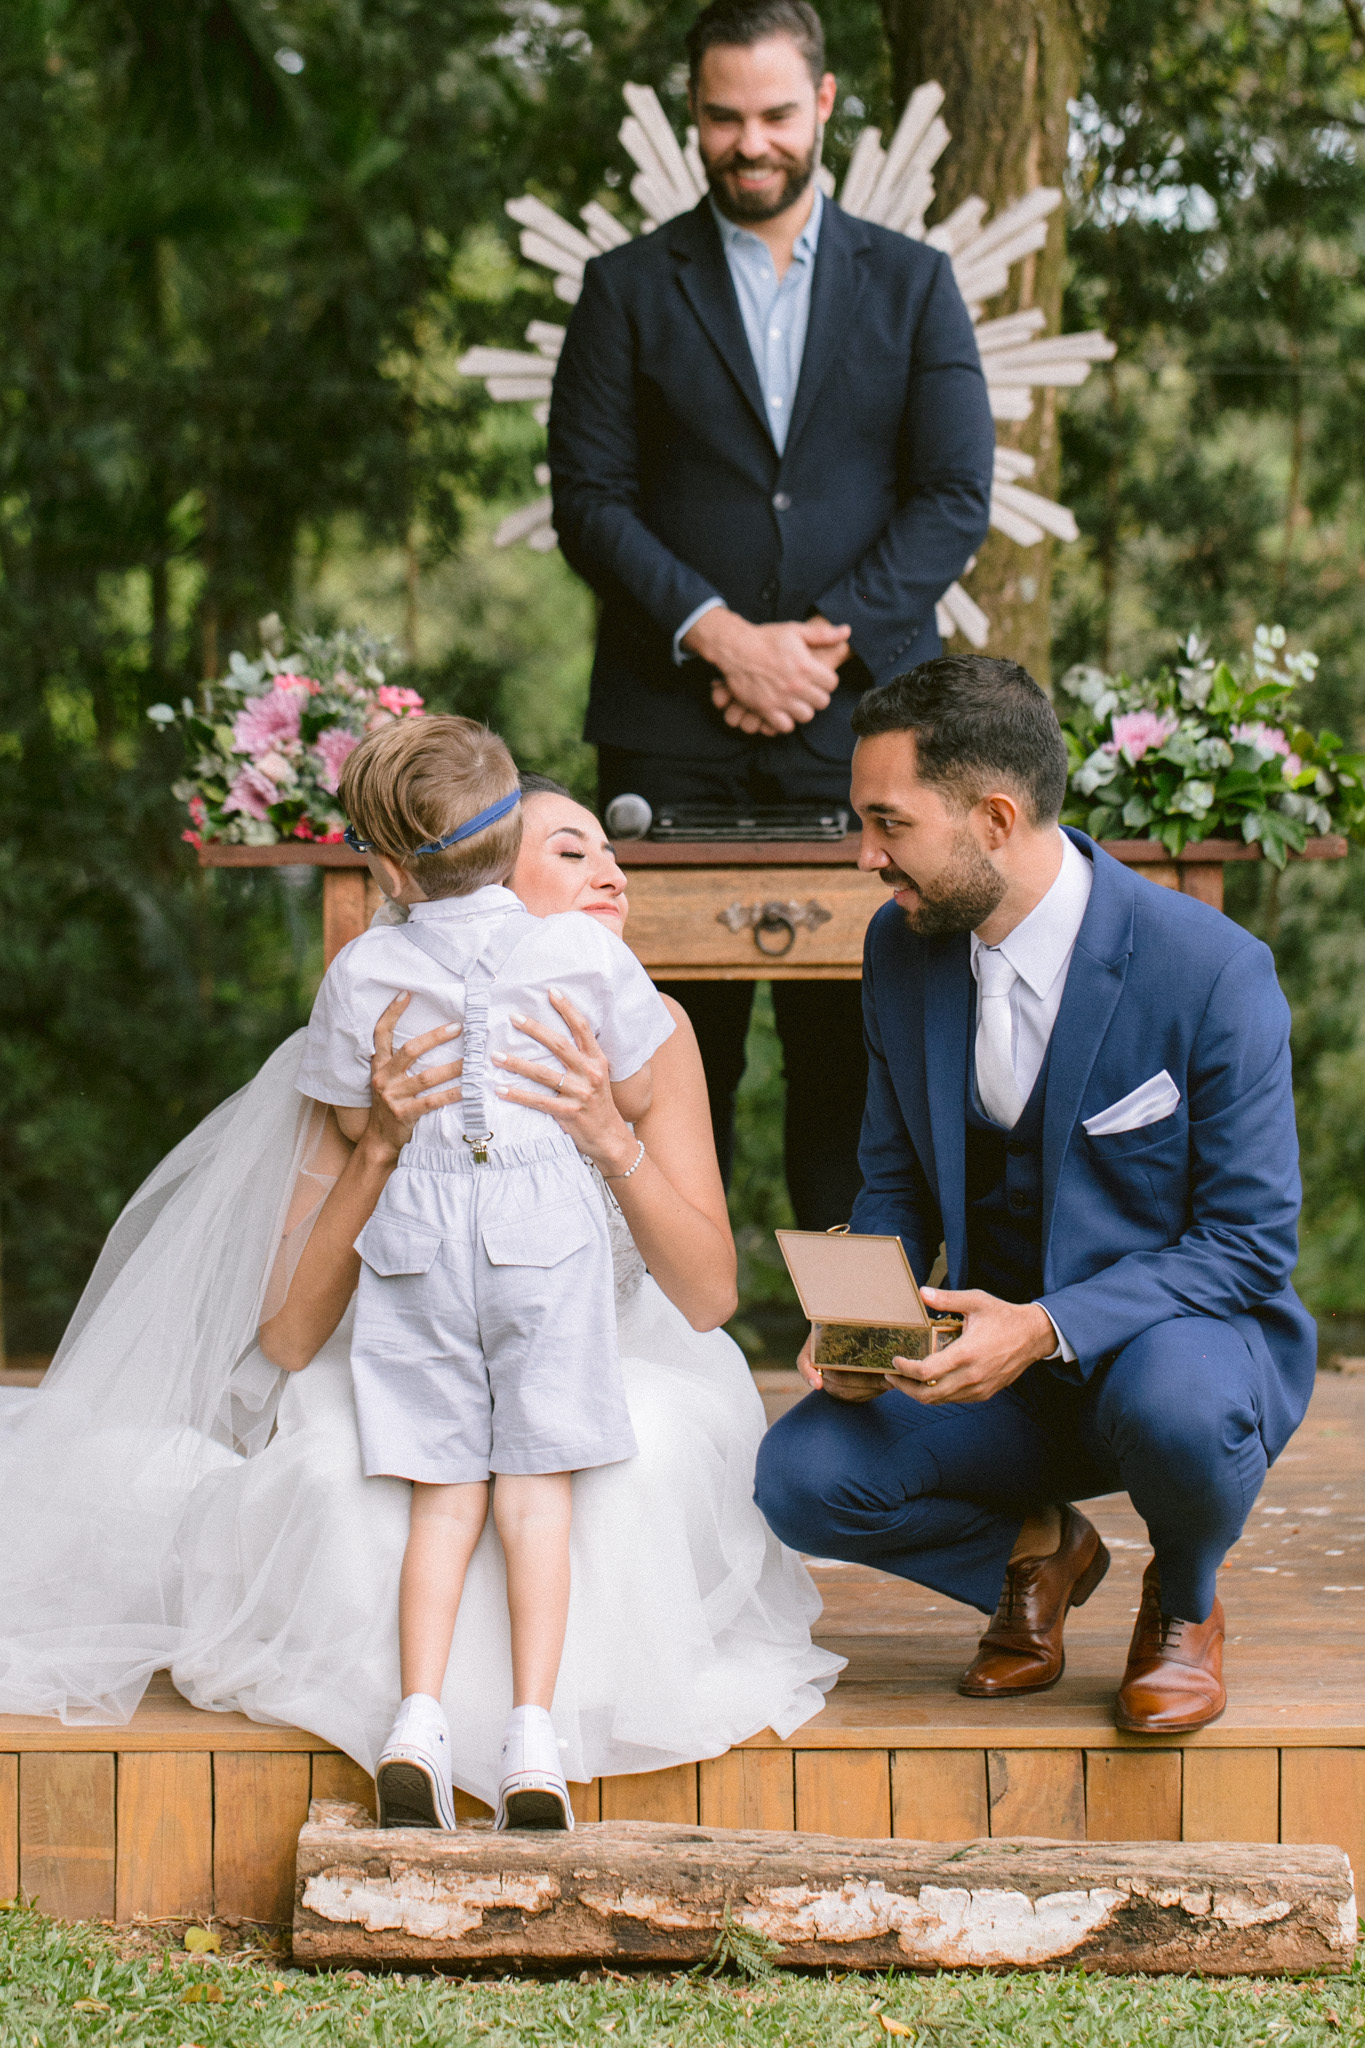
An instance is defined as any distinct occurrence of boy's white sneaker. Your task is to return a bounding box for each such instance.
[495,1705,574,1831]
[376,1693,458,1831]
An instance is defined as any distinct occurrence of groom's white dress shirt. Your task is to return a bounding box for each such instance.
[968,832,1094,1361]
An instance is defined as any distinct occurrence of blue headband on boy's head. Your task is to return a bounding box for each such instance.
[343,788,521,859]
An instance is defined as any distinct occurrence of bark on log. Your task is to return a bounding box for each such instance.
[293,1802,1357,1975]
[879,0,1097,684]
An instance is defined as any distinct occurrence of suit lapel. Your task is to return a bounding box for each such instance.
[784,203,868,460]
[923,931,972,1286]
[668,203,771,441]
[1039,838,1135,1276]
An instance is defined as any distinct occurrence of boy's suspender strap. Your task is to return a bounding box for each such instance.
[397,913,531,1160]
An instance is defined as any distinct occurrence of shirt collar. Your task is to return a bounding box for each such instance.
[408,884,526,924]
[970,834,1094,1001]
[709,182,823,263]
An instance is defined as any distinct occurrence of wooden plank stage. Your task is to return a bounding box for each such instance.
[2,1372,1362,1926]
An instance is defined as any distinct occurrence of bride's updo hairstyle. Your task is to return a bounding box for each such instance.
[339,714,522,898]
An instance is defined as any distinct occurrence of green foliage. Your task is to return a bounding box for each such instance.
[1060,0,1365,1309]
[2,1901,1365,2044]
[691,1905,783,1981]
[1059,0,1365,691]
[0,0,892,1350]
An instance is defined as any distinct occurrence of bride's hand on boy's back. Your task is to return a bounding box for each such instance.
[491,988,640,1180]
[363,992,463,1159]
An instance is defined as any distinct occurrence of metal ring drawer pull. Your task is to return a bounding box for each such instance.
[716,898,833,957]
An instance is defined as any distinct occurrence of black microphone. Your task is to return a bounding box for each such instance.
[604,793,652,841]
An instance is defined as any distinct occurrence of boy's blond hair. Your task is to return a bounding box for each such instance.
[339,715,522,898]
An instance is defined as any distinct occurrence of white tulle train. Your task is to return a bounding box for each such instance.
[0,1028,842,1800]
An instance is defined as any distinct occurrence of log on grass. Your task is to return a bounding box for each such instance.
[293,1802,1356,1975]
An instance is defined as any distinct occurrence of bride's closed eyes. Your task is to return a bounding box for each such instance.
[511,793,631,923]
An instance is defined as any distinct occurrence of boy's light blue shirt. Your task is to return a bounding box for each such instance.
[672,186,825,662]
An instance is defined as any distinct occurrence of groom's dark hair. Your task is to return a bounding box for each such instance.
[852,654,1069,825]
[686,0,826,90]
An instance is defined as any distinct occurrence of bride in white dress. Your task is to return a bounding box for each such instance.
[0,784,841,1809]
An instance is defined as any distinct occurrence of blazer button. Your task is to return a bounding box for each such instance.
[761,580,778,602]
[771,491,791,511]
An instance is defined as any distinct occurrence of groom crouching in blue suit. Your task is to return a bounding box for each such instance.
[754,653,1316,1733]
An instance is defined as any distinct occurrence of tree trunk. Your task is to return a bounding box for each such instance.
[294,1807,1357,1975]
[880,0,1095,687]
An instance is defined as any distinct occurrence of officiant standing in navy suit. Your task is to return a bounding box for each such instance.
[548,0,995,1227]
[754,655,1316,1732]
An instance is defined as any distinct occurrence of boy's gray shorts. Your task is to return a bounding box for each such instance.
[350,1139,637,1485]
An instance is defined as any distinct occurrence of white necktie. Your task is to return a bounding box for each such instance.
[975,947,1024,1129]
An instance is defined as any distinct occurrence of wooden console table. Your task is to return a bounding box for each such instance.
[197,834,1349,977]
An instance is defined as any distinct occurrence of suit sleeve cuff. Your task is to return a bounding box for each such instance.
[673,595,725,665]
[1035,1304,1077,1364]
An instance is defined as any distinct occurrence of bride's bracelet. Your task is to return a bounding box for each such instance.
[604,1138,646,1182]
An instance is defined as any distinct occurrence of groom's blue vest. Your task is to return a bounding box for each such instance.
[963,1031,1051,1306]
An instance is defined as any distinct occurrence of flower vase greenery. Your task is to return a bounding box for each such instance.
[148,622,423,849]
[1059,625,1365,866]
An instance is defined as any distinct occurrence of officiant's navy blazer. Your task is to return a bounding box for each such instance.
[548,196,995,763]
[850,829,1317,1460]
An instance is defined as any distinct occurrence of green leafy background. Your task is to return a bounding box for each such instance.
[3,0,1365,1358]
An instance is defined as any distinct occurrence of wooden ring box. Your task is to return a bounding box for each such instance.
[775,1229,962,1394]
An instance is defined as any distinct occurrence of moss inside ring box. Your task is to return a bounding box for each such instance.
[812,1317,963,1374]
[774,1228,960,1381]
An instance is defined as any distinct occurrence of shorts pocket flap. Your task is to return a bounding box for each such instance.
[354,1216,443,1277]
[482,1198,596,1269]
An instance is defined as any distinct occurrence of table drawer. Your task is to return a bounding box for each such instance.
[622,864,883,979]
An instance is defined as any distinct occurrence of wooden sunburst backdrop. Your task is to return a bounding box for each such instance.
[459,82,1113,652]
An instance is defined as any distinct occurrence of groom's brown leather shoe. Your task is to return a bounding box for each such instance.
[1115,1560,1225,1733]
[958,1504,1110,1697]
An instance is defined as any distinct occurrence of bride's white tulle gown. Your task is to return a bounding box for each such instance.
[0,1031,842,1806]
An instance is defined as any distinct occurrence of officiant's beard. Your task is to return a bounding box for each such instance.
[703,130,822,225]
[883,829,1007,937]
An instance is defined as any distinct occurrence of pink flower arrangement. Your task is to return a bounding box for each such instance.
[377,684,424,714]
[313,725,360,795]
[1105,710,1180,765]
[1231,721,1302,779]
[222,762,281,822]
[366,683,426,731]
[159,627,422,845]
[232,683,304,757]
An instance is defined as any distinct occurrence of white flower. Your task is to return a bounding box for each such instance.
[1168,779,1216,818]
[1073,747,1121,796]
[1195,736,1234,772]
[1059,663,1114,707]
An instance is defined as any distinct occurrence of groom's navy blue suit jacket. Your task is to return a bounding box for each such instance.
[849,830,1317,1459]
[548,196,995,763]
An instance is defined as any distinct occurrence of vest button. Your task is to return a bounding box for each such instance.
[772,491,791,511]
[761,580,778,602]
[1008,1189,1031,1212]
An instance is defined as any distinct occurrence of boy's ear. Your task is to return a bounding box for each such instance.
[366,850,425,904]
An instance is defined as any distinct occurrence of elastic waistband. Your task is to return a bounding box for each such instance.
[398,1137,583,1176]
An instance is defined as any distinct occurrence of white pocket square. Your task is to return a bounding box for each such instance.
[1083,1070,1181,1138]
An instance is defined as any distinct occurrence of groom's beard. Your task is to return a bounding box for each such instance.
[883,829,1006,937]
[703,129,822,225]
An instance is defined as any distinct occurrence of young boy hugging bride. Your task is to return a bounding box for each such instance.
[294,715,673,1830]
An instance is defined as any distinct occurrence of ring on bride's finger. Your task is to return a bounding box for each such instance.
[924,1378,938,1388]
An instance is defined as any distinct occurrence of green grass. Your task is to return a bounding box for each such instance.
[3,1905,1365,2047]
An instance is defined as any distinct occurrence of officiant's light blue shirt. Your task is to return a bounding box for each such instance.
[672,187,825,661]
